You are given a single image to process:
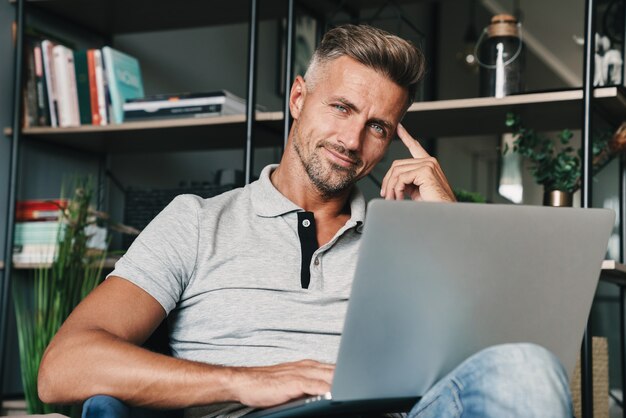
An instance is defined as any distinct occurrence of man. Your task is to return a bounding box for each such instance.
[38,25,572,417]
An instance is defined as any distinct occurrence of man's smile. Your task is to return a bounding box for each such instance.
[319,143,361,169]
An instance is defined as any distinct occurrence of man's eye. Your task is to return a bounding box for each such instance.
[334,104,348,113]
[370,123,385,136]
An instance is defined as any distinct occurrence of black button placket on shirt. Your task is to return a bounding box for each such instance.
[297,212,319,289]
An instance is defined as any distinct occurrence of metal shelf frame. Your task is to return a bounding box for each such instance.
[581,0,596,415]
[0,0,24,400]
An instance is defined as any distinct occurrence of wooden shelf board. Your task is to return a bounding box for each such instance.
[10,88,626,152]
[4,258,625,281]
[15,256,119,270]
[18,111,284,153]
[1,257,119,270]
[404,87,626,138]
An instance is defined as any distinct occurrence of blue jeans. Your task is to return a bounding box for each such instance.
[82,343,572,418]
[409,343,572,417]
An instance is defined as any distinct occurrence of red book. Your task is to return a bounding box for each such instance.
[87,49,101,125]
[16,199,67,221]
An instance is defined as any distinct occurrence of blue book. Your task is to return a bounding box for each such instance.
[102,46,144,124]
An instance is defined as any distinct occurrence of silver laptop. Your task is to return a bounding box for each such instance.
[247,200,615,417]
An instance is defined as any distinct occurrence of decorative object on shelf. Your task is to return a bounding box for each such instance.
[476,14,524,98]
[593,33,623,86]
[574,32,624,86]
[123,182,234,249]
[12,177,136,416]
[504,113,626,204]
[498,133,524,204]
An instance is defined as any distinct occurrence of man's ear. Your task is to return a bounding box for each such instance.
[289,76,306,120]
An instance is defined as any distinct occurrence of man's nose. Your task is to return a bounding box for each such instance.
[338,122,365,151]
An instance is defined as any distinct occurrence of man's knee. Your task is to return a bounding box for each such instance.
[462,343,571,414]
[465,343,568,384]
[411,343,573,417]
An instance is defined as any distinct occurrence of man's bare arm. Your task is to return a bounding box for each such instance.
[38,276,333,409]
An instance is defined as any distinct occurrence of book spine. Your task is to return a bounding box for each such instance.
[23,39,38,128]
[33,44,51,126]
[65,49,81,126]
[16,209,60,222]
[41,40,58,127]
[102,47,123,124]
[123,96,226,111]
[93,50,108,125]
[52,45,73,127]
[87,50,101,125]
[74,50,92,125]
[124,104,222,120]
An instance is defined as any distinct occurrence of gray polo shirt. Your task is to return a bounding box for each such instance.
[109,164,365,368]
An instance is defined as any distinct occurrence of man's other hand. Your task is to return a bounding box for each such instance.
[381,124,456,202]
[231,359,334,408]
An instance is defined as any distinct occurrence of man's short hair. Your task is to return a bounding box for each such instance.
[304,24,425,108]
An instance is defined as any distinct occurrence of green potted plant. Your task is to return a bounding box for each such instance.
[504,113,626,206]
[12,177,137,417]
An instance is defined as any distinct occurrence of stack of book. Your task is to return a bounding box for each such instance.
[13,199,67,264]
[13,199,109,264]
[122,90,247,121]
[23,36,144,128]
[24,35,248,127]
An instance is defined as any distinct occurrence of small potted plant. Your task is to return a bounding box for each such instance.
[504,113,626,206]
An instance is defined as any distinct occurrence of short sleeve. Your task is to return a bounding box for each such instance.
[107,194,201,314]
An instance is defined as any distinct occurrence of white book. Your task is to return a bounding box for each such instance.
[93,50,108,125]
[52,45,80,127]
[41,40,58,127]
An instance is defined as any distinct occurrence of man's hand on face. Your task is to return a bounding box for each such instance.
[232,360,334,408]
[380,124,456,202]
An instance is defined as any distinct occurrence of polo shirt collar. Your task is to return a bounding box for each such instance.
[251,164,366,232]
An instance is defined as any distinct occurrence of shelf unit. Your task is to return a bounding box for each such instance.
[1,0,624,417]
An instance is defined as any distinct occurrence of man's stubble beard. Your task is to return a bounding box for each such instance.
[292,121,363,199]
